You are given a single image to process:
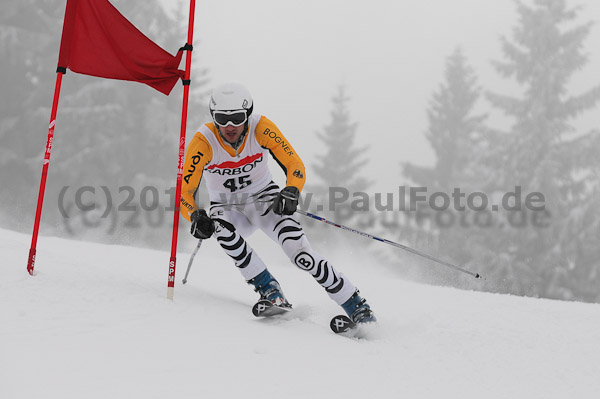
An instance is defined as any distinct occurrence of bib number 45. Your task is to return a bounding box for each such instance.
[223,175,252,192]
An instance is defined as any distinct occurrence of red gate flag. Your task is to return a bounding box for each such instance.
[27,0,197,288]
[58,0,185,95]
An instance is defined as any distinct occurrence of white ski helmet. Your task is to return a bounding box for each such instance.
[209,83,253,126]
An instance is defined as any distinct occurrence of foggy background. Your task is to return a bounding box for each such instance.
[2,0,599,302]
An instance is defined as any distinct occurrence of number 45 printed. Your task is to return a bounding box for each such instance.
[223,175,252,192]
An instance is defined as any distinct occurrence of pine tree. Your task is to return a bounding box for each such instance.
[482,0,600,301]
[404,47,486,191]
[397,48,487,284]
[0,0,65,221]
[309,86,372,240]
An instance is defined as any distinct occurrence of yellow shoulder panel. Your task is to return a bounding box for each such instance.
[180,131,213,222]
[255,116,306,191]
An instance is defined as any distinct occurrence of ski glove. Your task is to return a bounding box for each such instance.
[190,209,215,239]
[273,186,300,215]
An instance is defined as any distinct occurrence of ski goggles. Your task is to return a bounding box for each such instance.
[212,110,248,127]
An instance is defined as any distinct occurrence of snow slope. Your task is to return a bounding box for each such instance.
[1,227,599,399]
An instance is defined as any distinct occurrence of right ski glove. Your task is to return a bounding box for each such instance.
[273,186,300,215]
[190,209,215,239]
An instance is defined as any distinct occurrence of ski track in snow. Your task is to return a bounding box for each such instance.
[1,228,599,399]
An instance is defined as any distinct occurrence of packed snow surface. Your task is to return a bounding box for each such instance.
[1,228,599,399]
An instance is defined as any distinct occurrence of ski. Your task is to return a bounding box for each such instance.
[252,299,292,318]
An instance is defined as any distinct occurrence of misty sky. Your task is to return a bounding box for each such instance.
[164,0,600,193]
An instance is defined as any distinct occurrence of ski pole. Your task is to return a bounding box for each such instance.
[295,209,483,279]
[182,239,202,284]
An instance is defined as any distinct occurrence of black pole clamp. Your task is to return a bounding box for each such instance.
[56,66,67,74]
[179,43,193,52]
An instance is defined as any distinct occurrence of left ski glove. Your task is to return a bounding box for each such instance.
[273,186,300,215]
[190,209,215,239]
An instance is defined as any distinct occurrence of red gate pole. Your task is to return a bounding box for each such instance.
[27,68,66,276]
[167,0,196,299]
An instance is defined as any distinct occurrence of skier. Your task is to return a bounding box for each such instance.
[180,82,375,324]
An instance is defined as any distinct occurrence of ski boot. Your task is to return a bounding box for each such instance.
[248,269,292,308]
[341,290,376,324]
